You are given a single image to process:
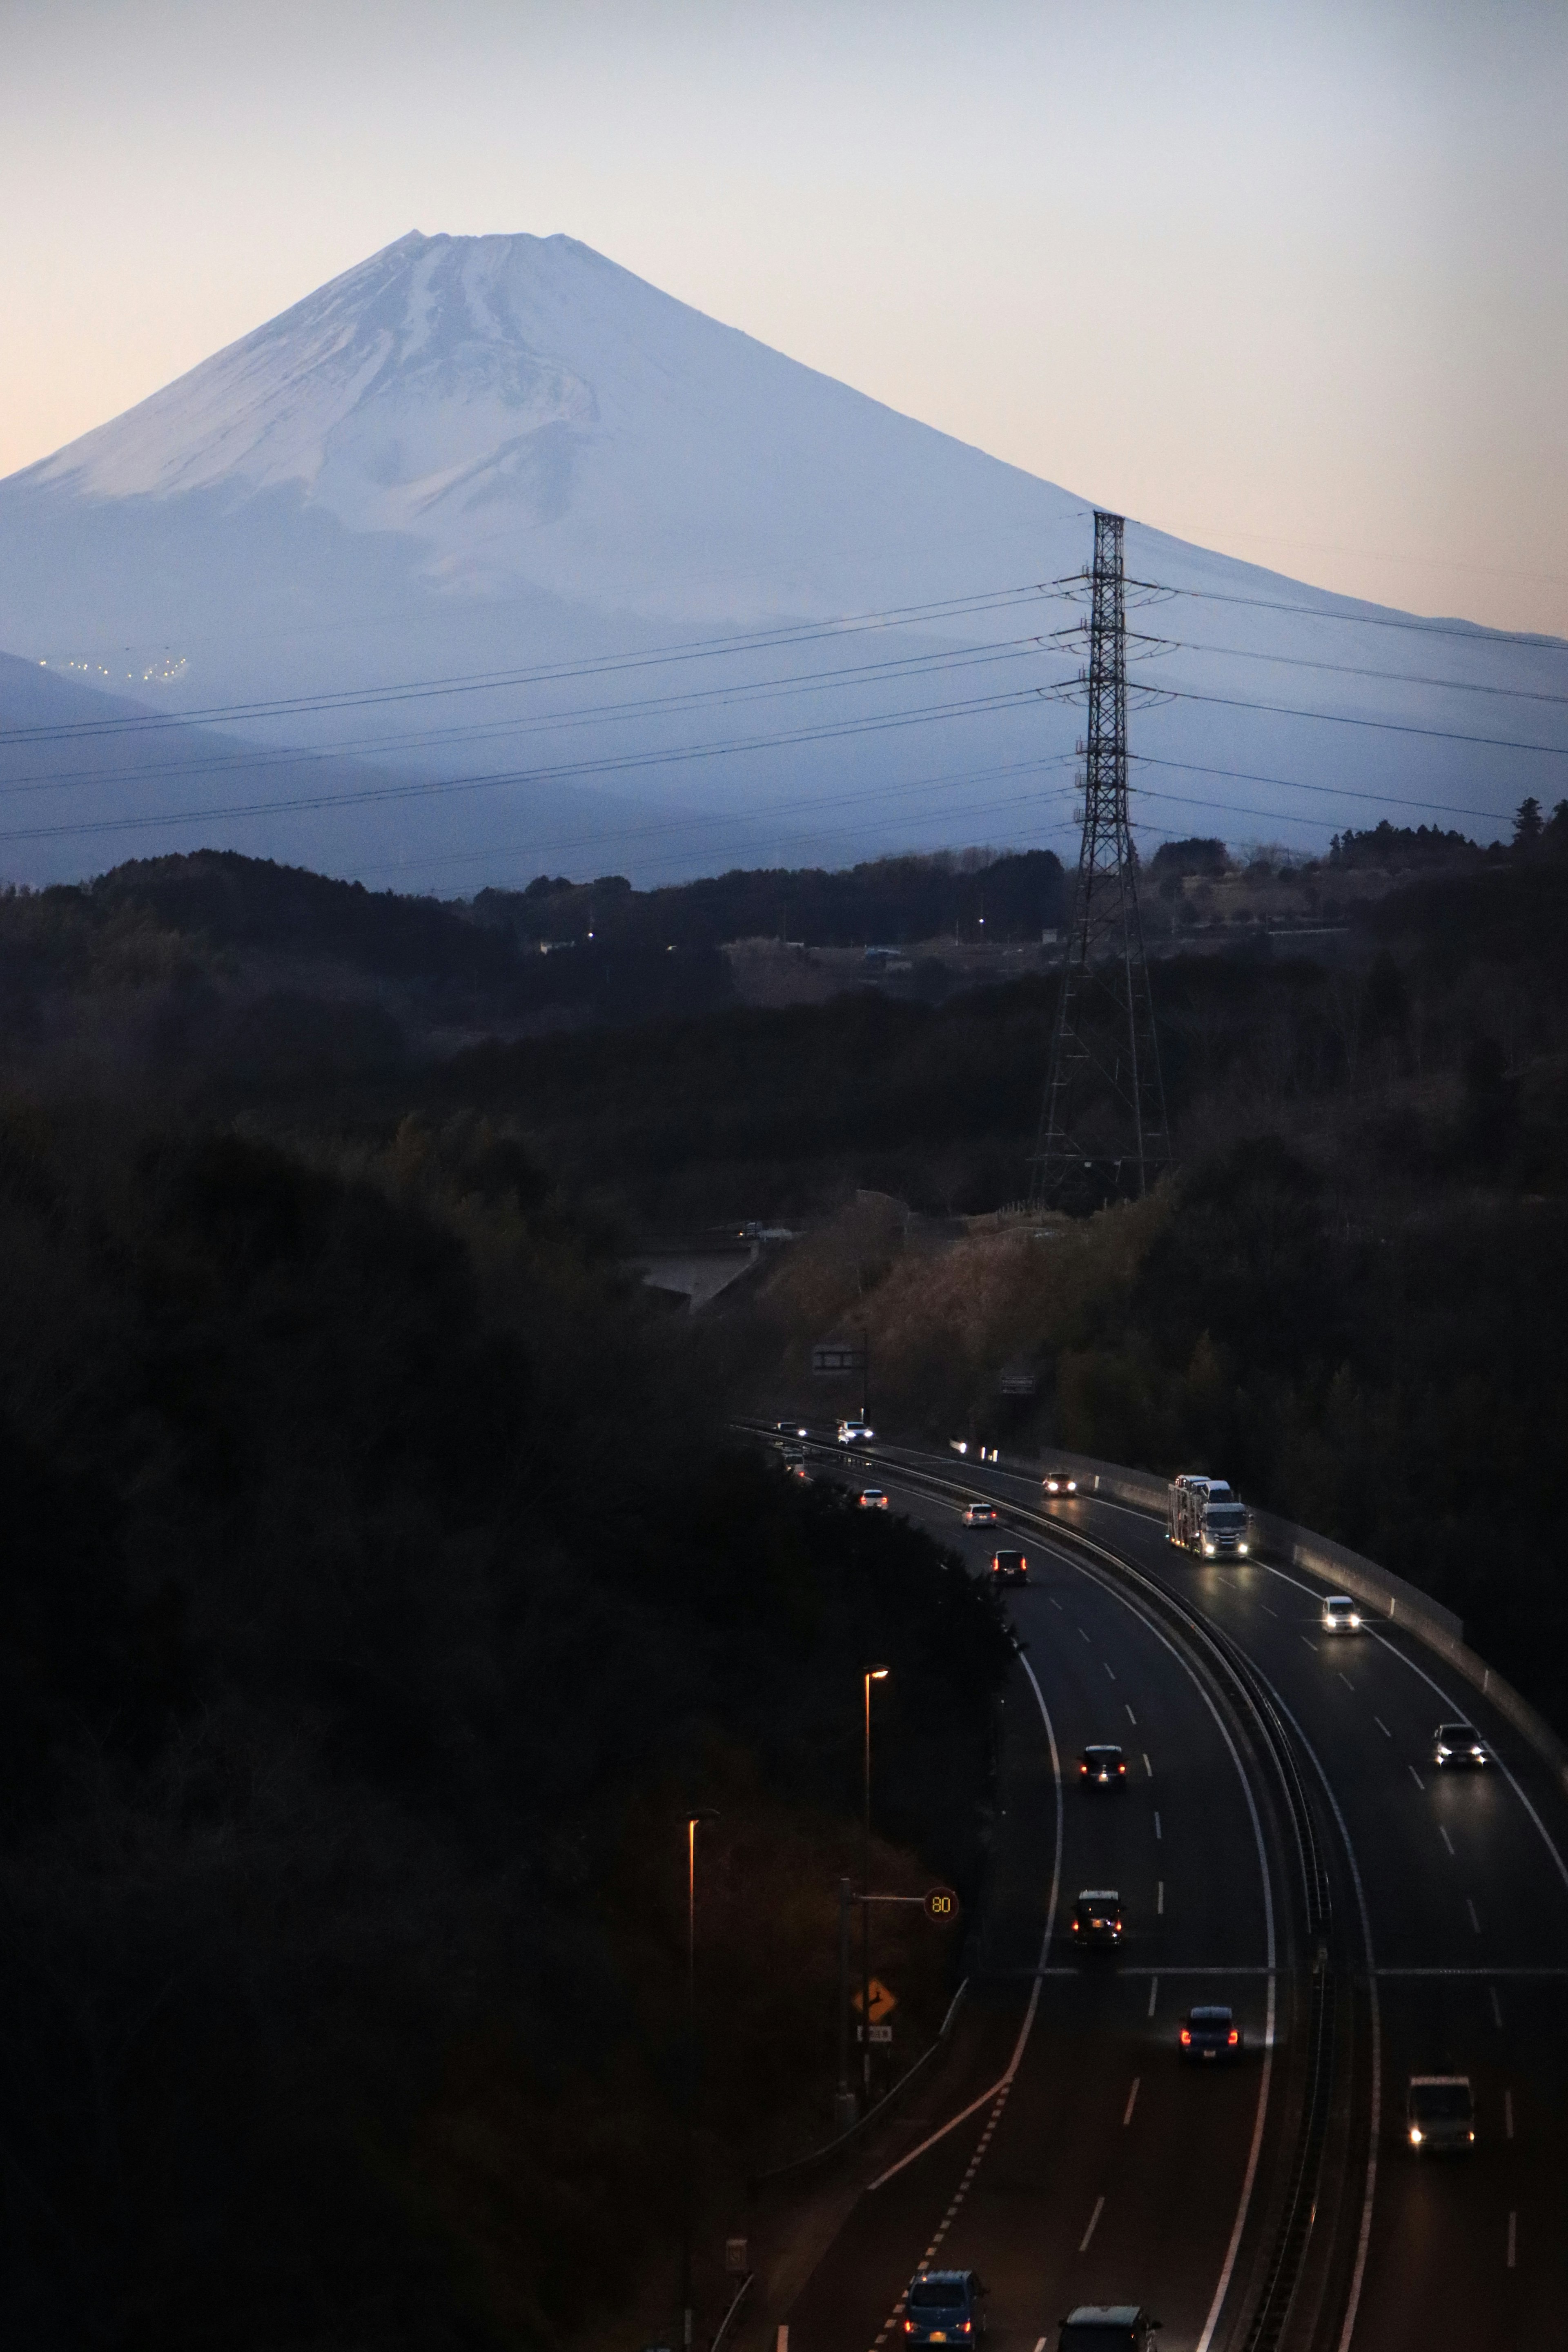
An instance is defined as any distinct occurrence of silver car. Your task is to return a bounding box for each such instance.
[1406,2074,1474,2152]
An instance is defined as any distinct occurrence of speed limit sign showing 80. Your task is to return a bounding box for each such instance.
[924,1885,959,1922]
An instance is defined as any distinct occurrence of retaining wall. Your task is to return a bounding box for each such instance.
[977,1441,1568,1800]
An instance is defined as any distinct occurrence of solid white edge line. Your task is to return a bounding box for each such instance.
[1029,1534,1277,2352]
[1368,1630,1568,1898]
[1254,1676,1381,2352]
[866,1652,1063,2192]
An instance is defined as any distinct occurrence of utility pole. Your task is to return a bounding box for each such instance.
[1030,511,1170,1212]
[834,1877,857,2131]
[681,1809,718,2352]
[861,1668,888,2098]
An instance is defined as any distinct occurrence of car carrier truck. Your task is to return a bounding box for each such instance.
[1167,1474,1251,1559]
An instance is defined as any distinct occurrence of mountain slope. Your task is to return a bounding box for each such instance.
[1,233,1561,888]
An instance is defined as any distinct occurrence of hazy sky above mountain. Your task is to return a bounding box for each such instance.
[4,0,1566,635]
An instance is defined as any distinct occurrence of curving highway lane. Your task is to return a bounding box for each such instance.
[765,1431,1568,2352]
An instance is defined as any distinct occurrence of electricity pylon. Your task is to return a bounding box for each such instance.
[1029,510,1170,1212]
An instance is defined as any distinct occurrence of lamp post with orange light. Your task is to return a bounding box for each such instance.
[681,1807,719,2352]
[861,1667,889,2096]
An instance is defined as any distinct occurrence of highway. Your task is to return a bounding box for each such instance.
[771,1435,1568,2352]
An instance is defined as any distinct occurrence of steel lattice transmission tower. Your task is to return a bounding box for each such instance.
[1029,510,1171,1212]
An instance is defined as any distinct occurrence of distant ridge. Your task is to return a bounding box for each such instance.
[0,233,1559,887]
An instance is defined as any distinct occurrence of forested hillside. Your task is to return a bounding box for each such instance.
[0,1105,1007,2346]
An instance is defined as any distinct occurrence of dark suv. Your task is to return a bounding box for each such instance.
[903,2267,987,2343]
[1069,1889,1124,1948]
[1057,2310,1161,2351]
[1079,1744,1127,1788]
[991,1547,1029,1586]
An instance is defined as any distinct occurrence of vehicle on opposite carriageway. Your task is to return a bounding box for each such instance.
[1041,1468,1079,1497]
[1406,2074,1475,2151]
[837,1418,874,1444]
[1434,1721,1488,1767]
[1056,2307,1162,2350]
[1167,1473,1251,1559]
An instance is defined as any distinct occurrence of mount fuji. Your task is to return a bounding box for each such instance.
[0,232,1561,889]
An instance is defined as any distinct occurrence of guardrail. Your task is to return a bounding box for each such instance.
[984,1441,1568,1800]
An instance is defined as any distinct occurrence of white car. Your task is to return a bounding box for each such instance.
[858,1487,889,1510]
[962,1501,1000,1527]
[1322,1595,1362,1633]
[837,1419,873,1444]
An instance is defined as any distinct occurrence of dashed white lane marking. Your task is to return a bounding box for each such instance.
[1298,1635,1317,1653]
[1078,1626,1091,1644]
[1143,1753,1152,1777]
[1493,1987,1505,2031]
[1079,2194,1106,2253]
[1338,1671,1354,1691]
[1154,1811,1163,1840]
[1148,1977,1159,2017]
[1158,1880,1165,1915]
[1439,1824,1456,1856]
[1049,1599,1064,1612]
[1104,1662,1117,1681]
[1374,1715,1392,1739]
[1032,2339,1047,2352]
[1258,1601,1278,1616]
[1505,2087,1515,2136]
[862,1655,1062,2349]
[1409,1765,1425,1791]
[1507,2212,1517,2269]
[1468,1898,1482,1935]
[1123,2077,1140,2126]
[1125,1703,1138,1728]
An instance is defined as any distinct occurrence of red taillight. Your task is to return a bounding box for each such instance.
[960,2326,971,2336]
[904,2325,913,2336]
[1180,2028,1191,2044]
[1117,1762,1125,1773]
[1080,1762,1088,1774]
[1229,2029,1239,2045]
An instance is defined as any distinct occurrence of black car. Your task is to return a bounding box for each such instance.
[991,1546,1029,1585]
[1069,1889,1123,1947]
[1179,2005,1241,2061]
[1434,1722,1487,1768]
[1079,1744,1127,1787]
[1057,2309,1161,2351]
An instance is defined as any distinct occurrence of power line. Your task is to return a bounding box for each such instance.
[1152,684,1567,760]
[0,678,1082,845]
[1128,578,1568,655]
[0,633,1062,796]
[0,581,1071,746]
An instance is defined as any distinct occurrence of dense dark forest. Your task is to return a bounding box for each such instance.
[0,1106,1007,2345]
[2,811,1567,2342]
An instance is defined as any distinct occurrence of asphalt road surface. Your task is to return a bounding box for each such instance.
[778,1438,1568,2352]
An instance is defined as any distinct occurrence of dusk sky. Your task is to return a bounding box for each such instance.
[6,0,1566,635]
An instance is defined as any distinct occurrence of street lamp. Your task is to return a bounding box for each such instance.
[681,1808,719,2352]
[862,1668,889,2095]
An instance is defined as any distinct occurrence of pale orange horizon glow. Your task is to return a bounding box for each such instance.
[3,0,1565,636]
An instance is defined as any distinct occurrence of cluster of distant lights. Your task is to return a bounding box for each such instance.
[38,653,187,686]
